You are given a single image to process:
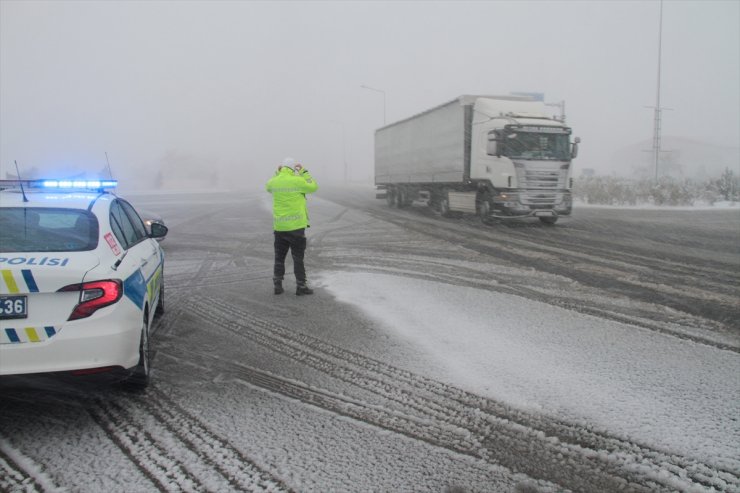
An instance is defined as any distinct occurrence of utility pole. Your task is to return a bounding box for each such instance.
[651,0,665,182]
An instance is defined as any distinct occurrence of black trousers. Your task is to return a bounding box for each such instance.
[273,229,307,285]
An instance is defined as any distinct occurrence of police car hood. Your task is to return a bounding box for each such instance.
[0,252,101,294]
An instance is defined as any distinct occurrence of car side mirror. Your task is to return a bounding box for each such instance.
[150,222,168,239]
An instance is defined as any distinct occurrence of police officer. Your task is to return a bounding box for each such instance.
[266,157,319,295]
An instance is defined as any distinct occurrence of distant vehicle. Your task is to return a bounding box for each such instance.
[139,210,167,242]
[374,95,580,224]
[0,179,168,389]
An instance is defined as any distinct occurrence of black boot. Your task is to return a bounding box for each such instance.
[296,284,313,296]
[274,280,284,295]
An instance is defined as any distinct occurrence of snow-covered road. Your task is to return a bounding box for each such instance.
[319,271,739,474]
[1,188,738,492]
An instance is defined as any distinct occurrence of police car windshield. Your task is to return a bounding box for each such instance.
[0,208,99,252]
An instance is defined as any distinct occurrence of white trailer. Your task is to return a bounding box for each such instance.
[374,95,580,224]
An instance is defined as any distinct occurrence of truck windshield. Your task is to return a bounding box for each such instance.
[502,129,570,160]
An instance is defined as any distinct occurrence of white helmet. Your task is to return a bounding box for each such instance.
[282,157,296,168]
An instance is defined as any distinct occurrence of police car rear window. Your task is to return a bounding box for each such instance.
[0,208,99,252]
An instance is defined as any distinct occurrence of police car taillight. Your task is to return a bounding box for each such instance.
[59,280,123,320]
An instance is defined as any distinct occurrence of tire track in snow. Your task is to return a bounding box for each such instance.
[89,398,207,492]
[143,389,295,493]
[322,254,739,353]
[189,297,740,493]
[0,443,44,493]
[88,393,292,493]
[317,208,738,350]
[0,436,64,493]
[366,207,740,333]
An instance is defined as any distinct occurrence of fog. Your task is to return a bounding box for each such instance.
[1,0,738,189]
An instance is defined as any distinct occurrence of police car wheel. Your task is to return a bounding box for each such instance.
[125,315,151,390]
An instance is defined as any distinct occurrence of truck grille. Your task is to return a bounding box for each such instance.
[515,165,567,189]
[519,192,563,207]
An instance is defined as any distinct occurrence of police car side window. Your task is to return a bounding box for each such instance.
[109,204,128,249]
[119,200,148,240]
[109,201,140,249]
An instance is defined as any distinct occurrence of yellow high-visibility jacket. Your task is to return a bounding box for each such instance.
[265,167,318,231]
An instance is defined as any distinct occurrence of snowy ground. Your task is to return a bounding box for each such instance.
[573,199,740,211]
[317,271,740,474]
[2,188,738,492]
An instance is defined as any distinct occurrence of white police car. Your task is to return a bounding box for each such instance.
[0,179,167,389]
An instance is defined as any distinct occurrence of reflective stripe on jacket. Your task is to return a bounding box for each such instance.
[265,167,318,231]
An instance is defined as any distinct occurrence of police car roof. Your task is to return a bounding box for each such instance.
[0,188,115,210]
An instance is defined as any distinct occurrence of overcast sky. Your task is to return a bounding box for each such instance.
[1,0,738,187]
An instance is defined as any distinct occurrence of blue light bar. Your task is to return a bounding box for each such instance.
[36,179,117,190]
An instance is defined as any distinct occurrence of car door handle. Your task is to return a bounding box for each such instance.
[141,259,149,266]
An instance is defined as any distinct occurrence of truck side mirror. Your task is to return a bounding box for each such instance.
[487,138,497,157]
[571,136,581,159]
[487,131,501,157]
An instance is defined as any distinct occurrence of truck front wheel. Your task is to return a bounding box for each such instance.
[539,216,558,225]
[477,198,494,225]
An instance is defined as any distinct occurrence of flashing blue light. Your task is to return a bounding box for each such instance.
[36,179,117,190]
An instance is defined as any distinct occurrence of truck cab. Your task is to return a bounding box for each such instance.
[470,98,579,223]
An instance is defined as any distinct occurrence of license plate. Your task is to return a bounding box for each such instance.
[534,211,555,217]
[0,295,28,319]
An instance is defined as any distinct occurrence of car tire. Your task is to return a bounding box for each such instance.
[124,313,151,391]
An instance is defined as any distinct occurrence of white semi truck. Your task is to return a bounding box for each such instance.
[375,95,580,224]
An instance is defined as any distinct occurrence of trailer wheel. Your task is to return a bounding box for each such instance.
[396,189,407,208]
[539,216,558,225]
[439,197,452,217]
[385,188,395,207]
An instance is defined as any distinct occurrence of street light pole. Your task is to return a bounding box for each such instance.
[360,84,386,126]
